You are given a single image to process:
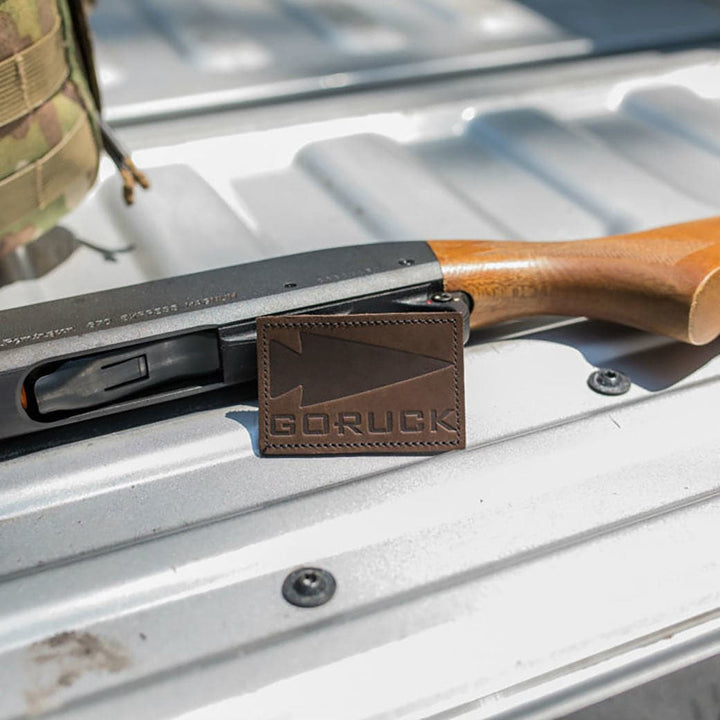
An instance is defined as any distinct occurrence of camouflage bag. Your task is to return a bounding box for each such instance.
[0,0,148,258]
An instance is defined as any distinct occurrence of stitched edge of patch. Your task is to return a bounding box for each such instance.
[258,315,463,451]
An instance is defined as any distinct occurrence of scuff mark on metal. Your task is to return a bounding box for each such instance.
[24,631,130,715]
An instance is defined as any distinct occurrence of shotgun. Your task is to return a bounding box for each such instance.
[1,217,720,441]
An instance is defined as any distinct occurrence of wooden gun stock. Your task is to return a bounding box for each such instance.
[429,217,720,345]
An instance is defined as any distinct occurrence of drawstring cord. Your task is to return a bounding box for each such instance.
[99,117,150,205]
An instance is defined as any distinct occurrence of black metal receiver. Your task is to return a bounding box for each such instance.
[0,242,470,441]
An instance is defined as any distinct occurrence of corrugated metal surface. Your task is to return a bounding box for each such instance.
[559,651,720,719]
[2,2,720,718]
[92,0,720,122]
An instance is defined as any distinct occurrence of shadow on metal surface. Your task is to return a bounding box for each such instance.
[225,409,261,457]
[0,228,80,288]
[527,320,720,391]
[0,226,135,289]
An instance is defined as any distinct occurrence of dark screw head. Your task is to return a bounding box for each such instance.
[431,292,454,303]
[588,368,631,396]
[398,258,415,266]
[282,567,336,608]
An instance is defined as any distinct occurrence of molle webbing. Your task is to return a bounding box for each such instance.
[0,16,68,126]
[0,112,94,227]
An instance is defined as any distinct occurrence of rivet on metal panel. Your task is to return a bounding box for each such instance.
[587,368,631,396]
[431,292,454,303]
[282,567,337,608]
[398,258,415,266]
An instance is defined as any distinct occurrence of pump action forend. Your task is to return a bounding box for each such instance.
[2,216,720,440]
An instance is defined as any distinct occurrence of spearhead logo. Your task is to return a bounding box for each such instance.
[269,332,452,406]
[257,313,465,456]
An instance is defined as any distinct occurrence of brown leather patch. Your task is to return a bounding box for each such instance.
[257,313,465,455]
